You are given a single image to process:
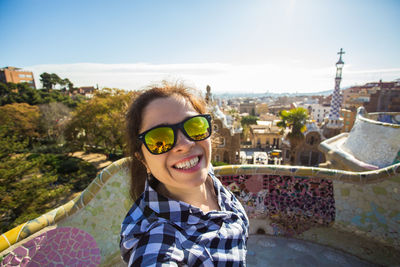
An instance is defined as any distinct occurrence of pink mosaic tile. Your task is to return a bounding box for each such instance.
[1,227,101,266]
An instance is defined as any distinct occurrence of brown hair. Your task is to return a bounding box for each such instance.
[126,83,207,200]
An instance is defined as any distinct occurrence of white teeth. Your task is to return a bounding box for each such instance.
[175,156,199,169]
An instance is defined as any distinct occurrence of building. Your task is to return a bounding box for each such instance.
[341,108,357,132]
[212,117,241,164]
[298,103,331,123]
[77,86,95,98]
[256,103,269,116]
[0,66,36,89]
[248,121,282,150]
[268,104,291,115]
[281,122,326,166]
[259,113,279,121]
[239,101,256,115]
[206,86,241,164]
[364,81,400,112]
[69,86,96,98]
[342,85,376,109]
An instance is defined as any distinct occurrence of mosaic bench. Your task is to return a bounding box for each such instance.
[1,158,400,266]
[320,108,400,171]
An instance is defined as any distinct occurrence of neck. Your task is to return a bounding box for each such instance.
[158,176,219,213]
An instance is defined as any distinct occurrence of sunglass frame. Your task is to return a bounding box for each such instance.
[138,114,212,155]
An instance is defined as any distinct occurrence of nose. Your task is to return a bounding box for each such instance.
[172,129,195,152]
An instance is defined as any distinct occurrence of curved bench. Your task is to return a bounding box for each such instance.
[319,108,400,171]
[1,159,400,265]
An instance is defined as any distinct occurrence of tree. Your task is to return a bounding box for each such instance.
[17,83,41,105]
[40,72,55,91]
[240,115,258,127]
[40,72,66,91]
[38,102,71,143]
[59,78,74,91]
[277,107,308,164]
[0,83,41,106]
[0,134,97,233]
[65,88,137,154]
[0,82,83,108]
[0,82,10,96]
[240,115,258,141]
[0,103,41,143]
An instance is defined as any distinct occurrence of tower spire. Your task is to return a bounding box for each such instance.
[328,48,345,125]
[323,49,345,138]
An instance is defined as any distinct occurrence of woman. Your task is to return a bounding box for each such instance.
[120,84,249,266]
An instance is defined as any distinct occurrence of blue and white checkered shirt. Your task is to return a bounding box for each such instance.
[120,168,249,266]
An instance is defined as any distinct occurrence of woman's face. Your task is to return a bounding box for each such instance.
[139,95,211,193]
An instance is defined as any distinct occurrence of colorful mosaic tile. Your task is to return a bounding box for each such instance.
[0,158,132,263]
[1,227,100,266]
[342,116,400,168]
[1,158,399,265]
[219,174,335,236]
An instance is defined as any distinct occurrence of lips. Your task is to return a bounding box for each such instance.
[173,155,201,170]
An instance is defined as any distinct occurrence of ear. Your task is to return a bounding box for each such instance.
[135,152,150,173]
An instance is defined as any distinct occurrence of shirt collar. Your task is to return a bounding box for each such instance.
[141,170,234,229]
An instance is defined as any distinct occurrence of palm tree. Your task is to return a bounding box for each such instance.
[277,107,308,165]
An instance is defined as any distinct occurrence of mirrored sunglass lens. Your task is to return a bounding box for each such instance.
[145,127,174,154]
[184,116,210,141]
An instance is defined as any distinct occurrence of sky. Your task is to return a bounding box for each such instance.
[1,0,399,94]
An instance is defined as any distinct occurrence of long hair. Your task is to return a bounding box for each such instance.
[126,83,206,200]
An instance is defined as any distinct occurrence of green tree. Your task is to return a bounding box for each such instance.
[0,148,97,232]
[40,72,55,91]
[59,78,74,91]
[0,82,10,96]
[0,127,97,233]
[241,115,258,127]
[0,103,41,143]
[17,83,41,105]
[277,107,308,164]
[240,115,258,140]
[40,72,66,91]
[0,83,41,106]
[65,88,137,154]
[0,82,82,108]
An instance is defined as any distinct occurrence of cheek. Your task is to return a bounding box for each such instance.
[142,149,156,171]
[202,139,212,158]
[143,150,168,173]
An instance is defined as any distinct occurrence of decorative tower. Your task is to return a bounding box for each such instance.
[205,85,212,105]
[323,48,345,138]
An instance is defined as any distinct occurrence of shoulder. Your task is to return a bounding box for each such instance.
[122,215,187,266]
[120,183,186,265]
[126,223,184,266]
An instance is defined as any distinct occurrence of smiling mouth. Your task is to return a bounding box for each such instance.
[173,156,200,170]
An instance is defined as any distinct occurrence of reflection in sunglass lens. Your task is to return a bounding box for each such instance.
[145,127,174,154]
[184,116,210,141]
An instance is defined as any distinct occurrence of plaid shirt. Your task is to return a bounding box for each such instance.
[120,168,249,267]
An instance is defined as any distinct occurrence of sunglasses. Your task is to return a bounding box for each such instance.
[138,114,212,155]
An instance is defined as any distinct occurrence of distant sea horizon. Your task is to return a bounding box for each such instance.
[214,88,340,98]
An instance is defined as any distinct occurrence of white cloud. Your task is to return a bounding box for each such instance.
[25,63,400,94]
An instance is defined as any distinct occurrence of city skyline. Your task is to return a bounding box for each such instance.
[1,0,399,93]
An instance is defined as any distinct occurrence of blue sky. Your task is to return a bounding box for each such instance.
[1,0,399,93]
